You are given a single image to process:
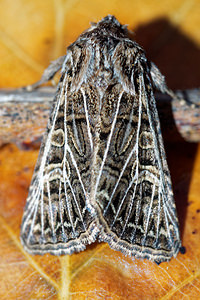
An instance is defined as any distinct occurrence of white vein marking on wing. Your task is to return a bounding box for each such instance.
[160,178,178,229]
[144,183,156,238]
[164,195,178,221]
[156,185,161,243]
[130,182,143,242]
[23,73,68,245]
[94,91,124,199]
[103,143,137,215]
[103,100,141,215]
[61,52,70,73]
[71,97,82,152]
[144,82,169,206]
[41,185,44,239]
[22,182,40,233]
[33,72,68,229]
[119,79,143,235]
[46,180,56,238]
[26,187,41,243]
[62,83,88,202]
[63,81,77,237]
[110,77,142,227]
[162,194,173,246]
[66,145,87,199]
[24,192,37,221]
[119,100,136,152]
[120,182,138,237]
[81,87,93,151]
[104,168,160,217]
[63,170,76,236]
[65,174,87,231]
[110,147,138,222]
[58,179,66,238]
[63,82,87,233]
[163,193,179,238]
[143,74,176,243]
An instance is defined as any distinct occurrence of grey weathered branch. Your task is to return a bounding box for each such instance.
[0,87,200,147]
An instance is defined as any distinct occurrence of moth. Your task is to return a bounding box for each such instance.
[21,15,181,263]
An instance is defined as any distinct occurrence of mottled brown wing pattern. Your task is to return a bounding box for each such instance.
[91,69,180,263]
[21,15,181,262]
[21,68,99,255]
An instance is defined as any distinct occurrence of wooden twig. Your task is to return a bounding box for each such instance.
[0,87,199,147]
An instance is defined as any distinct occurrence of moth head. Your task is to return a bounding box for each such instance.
[86,15,128,39]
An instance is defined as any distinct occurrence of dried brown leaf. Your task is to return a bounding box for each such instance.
[0,0,200,299]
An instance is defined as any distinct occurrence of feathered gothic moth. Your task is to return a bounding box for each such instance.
[21,15,181,263]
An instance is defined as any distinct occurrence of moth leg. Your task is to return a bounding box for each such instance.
[150,62,178,100]
[26,55,66,91]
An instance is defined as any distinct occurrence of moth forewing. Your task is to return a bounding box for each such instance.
[21,15,181,262]
[20,59,99,255]
[93,60,181,263]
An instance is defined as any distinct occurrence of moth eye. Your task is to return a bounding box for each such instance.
[51,129,65,147]
[139,131,154,149]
